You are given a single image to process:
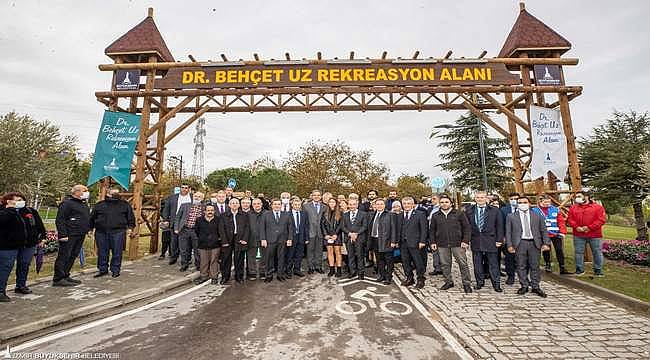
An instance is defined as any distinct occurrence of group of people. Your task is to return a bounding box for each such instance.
[0,182,607,303]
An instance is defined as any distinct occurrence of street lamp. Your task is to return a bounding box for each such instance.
[169,155,184,184]
[433,119,489,192]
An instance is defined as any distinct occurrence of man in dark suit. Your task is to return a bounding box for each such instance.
[161,184,192,265]
[286,197,309,278]
[341,198,368,280]
[246,198,267,281]
[506,196,551,297]
[219,198,250,284]
[260,199,294,282]
[499,192,519,285]
[396,197,429,289]
[368,198,397,285]
[465,191,504,292]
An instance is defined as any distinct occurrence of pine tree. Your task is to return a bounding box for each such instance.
[433,112,511,192]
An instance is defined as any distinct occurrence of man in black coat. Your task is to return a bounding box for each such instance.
[0,193,29,302]
[195,204,221,285]
[89,188,136,278]
[396,197,429,289]
[246,198,266,280]
[368,198,397,285]
[219,198,250,284]
[341,198,368,280]
[430,195,473,293]
[465,191,504,292]
[260,199,294,282]
[53,185,91,287]
[285,197,309,278]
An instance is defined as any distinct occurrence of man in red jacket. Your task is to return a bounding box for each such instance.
[567,191,607,277]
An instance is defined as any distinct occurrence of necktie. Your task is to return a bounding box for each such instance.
[372,212,380,237]
[233,213,237,234]
[351,211,356,223]
[523,211,532,238]
[220,204,224,214]
[275,212,279,222]
[295,211,300,234]
[478,207,486,231]
[315,203,320,213]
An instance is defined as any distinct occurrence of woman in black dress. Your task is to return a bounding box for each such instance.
[321,198,343,277]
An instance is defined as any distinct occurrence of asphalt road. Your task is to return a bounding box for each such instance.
[9,274,466,360]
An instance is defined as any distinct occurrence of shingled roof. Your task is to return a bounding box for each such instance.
[105,11,174,62]
[498,3,571,58]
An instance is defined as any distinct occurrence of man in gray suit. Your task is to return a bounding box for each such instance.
[161,184,192,265]
[260,199,294,282]
[302,190,325,274]
[505,196,551,297]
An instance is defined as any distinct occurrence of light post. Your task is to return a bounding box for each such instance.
[169,155,184,184]
[433,119,489,192]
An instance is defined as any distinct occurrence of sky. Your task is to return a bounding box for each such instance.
[1,0,649,185]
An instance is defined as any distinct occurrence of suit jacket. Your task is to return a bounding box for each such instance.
[430,209,471,248]
[396,210,428,248]
[302,201,325,239]
[368,210,396,253]
[248,209,266,248]
[174,202,203,231]
[260,210,294,244]
[465,205,504,252]
[289,209,309,245]
[505,210,551,250]
[220,211,250,251]
[162,193,192,227]
[341,209,368,243]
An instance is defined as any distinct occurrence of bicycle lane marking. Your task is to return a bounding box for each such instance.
[392,277,474,360]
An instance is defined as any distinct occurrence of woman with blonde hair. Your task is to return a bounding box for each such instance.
[321,197,343,277]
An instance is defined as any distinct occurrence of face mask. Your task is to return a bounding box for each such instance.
[210,198,218,204]
[193,199,202,205]
[517,203,529,211]
[15,200,26,209]
[81,191,90,200]
[281,198,290,204]
[575,197,584,204]
[509,199,518,206]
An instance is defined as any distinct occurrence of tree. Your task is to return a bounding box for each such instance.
[283,140,390,197]
[579,110,650,240]
[0,112,79,205]
[251,168,296,198]
[204,167,253,192]
[432,112,511,192]
[396,173,432,199]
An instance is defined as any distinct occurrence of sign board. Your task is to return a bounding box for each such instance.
[115,70,141,91]
[431,177,446,189]
[533,65,562,86]
[87,110,141,189]
[154,62,520,89]
[227,178,237,189]
[530,105,568,179]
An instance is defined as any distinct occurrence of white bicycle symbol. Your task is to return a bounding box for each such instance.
[336,286,413,316]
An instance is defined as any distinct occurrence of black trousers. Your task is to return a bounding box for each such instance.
[169,228,180,260]
[401,246,426,280]
[53,235,85,282]
[346,239,366,275]
[220,245,233,281]
[473,251,500,287]
[234,248,246,281]
[377,251,394,281]
[160,230,171,256]
[264,241,286,276]
[542,236,565,268]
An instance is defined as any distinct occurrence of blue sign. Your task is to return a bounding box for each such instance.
[87,110,141,189]
[431,177,446,189]
[227,178,237,189]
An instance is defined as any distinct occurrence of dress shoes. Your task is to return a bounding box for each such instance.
[531,288,547,298]
[111,273,120,278]
[277,275,286,282]
[505,276,515,286]
[375,276,385,282]
[414,279,425,289]
[52,279,76,287]
[357,274,364,280]
[316,268,324,274]
[440,282,454,291]
[14,287,32,294]
[463,285,473,294]
[264,275,273,283]
[168,258,178,265]
[94,271,109,278]
[348,272,357,279]
[179,265,189,272]
[294,271,305,277]
[493,286,503,293]
[211,279,219,285]
[474,283,484,290]
[429,270,444,276]
[66,277,81,284]
[401,278,415,287]
[382,279,392,285]
[517,287,529,295]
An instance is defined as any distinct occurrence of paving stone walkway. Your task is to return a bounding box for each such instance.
[397,254,650,359]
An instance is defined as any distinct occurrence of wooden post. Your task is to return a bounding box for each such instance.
[504,92,524,194]
[149,95,167,254]
[129,54,157,259]
[558,66,582,192]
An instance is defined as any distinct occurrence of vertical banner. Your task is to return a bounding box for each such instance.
[530,105,569,179]
[87,110,141,189]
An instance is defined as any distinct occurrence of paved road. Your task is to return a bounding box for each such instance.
[9,274,467,360]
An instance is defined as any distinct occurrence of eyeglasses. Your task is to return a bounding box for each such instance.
[181,186,189,189]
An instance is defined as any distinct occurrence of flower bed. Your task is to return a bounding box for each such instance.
[602,239,650,266]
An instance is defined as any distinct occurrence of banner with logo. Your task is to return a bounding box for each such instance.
[530,105,568,179]
[87,110,141,189]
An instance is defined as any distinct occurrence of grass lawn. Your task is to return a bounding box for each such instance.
[549,224,650,303]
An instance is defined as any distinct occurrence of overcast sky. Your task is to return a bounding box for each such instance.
[1,0,648,185]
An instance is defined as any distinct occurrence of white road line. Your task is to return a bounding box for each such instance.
[392,277,474,360]
[3,281,211,355]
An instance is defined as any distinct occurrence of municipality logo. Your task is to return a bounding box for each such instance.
[103,158,119,172]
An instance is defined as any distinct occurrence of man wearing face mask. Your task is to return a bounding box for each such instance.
[175,192,205,272]
[280,192,292,212]
[506,196,551,297]
[89,189,136,278]
[53,185,91,287]
[0,193,30,302]
[11,193,46,295]
[534,194,570,274]
[567,191,606,277]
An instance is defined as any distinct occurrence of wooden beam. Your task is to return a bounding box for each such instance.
[146,96,195,136]
[481,93,531,132]
[460,99,509,138]
[164,106,211,144]
[505,92,525,194]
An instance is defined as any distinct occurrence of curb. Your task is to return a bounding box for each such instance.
[543,270,650,315]
[0,269,199,343]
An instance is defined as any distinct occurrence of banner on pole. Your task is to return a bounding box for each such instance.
[530,105,568,180]
[87,110,141,189]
